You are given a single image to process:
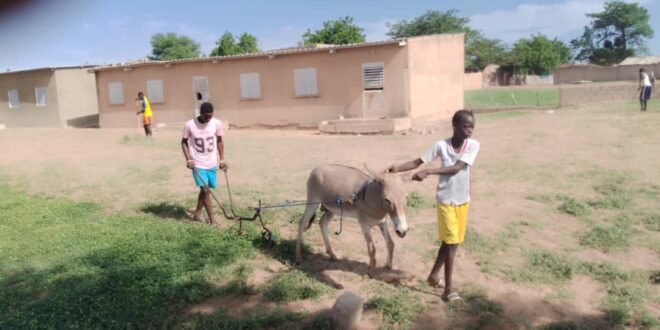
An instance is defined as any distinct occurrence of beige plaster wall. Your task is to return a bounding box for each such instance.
[0,70,60,127]
[559,81,660,107]
[97,44,408,128]
[406,34,464,123]
[54,69,100,127]
[554,64,659,84]
[464,72,483,90]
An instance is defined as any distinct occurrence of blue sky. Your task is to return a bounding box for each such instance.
[1,0,658,71]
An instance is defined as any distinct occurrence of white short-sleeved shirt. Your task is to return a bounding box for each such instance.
[182,117,224,170]
[420,138,480,205]
[641,72,652,87]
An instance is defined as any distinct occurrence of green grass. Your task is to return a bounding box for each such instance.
[558,197,590,217]
[465,87,559,110]
[261,270,332,303]
[365,285,423,328]
[511,250,579,285]
[579,216,635,252]
[0,185,262,328]
[445,283,506,329]
[177,308,306,329]
[406,191,435,209]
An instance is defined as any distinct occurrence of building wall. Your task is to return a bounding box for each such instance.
[97,44,408,128]
[0,70,61,127]
[406,34,464,122]
[554,64,659,84]
[55,69,100,127]
[559,81,660,107]
[463,72,483,90]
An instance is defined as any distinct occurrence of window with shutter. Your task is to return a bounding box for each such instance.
[35,87,47,107]
[294,68,318,97]
[147,80,164,103]
[108,82,124,105]
[362,62,384,91]
[8,89,19,109]
[240,73,261,99]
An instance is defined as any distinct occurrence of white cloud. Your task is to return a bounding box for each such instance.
[469,0,650,43]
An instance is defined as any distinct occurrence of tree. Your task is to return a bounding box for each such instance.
[570,1,653,65]
[505,34,571,75]
[210,32,259,56]
[302,16,366,45]
[149,33,201,61]
[386,10,503,71]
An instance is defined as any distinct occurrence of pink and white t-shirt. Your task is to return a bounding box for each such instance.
[182,117,224,170]
[420,138,480,206]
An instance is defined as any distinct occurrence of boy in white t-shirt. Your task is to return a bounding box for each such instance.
[388,110,479,303]
[639,68,653,111]
[181,102,227,227]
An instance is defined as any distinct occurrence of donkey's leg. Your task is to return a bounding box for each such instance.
[360,221,377,277]
[378,221,395,270]
[296,203,319,263]
[319,211,338,261]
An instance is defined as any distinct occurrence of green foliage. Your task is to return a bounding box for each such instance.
[302,16,365,45]
[386,10,504,71]
[261,270,331,303]
[149,32,201,60]
[570,1,653,65]
[588,177,632,210]
[406,191,435,209]
[179,308,305,329]
[558,197,590,217]
[504,34,571,75]
[512,250,578,284]
[579,216,635,251]
[220,264,255,296]
[446,283,505,329]
[0,185,258,328]
[210,32,259,56]
[365,286,423,327]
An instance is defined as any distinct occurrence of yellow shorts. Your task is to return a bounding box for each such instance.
[437,203,469,244]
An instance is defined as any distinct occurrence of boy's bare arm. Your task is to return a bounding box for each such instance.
[412,161,467,181]
[181,138,194,169]
[217,136,227,170]
[388,158,424,173]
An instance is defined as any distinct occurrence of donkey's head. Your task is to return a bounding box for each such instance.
[379,174,409,238]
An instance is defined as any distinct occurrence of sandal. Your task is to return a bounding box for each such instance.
[442,292,463,303]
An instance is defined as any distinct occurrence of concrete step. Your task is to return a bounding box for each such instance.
[318,117,411,135]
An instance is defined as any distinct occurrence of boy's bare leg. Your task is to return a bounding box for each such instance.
[428,243,448,285]
[443,244,459,298]
[193,189,205,221]
[203,191,220,227]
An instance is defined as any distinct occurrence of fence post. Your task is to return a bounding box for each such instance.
[511,93,518,107]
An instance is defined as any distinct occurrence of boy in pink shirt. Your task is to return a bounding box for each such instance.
[181,102,227,227]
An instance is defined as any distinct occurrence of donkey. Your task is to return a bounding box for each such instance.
[295,164,409,276]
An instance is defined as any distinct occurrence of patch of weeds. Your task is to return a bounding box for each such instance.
[406,191,435,209]
[558,197,590,217]
[511,250,578,284]
[637,184,660,199]
[639,312,660,329]
[527,193,556,204]
[271,239,311,265]
[140,202,188,220]
[649,270,660,285]
[302,314,334,330]
[261,270,331,303]
[446,283,505,329]
[579,218,634,252]
[365,285,423,328]
[181,308,305,329]
[588,176,633,210]
[545,287,574,302]
[640,213,660,232]
[220,264,255,296]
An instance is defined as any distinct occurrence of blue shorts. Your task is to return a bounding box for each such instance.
[641,86,652,101]
[193,168,217,189]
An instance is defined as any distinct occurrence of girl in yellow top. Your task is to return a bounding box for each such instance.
[136,92,153,137]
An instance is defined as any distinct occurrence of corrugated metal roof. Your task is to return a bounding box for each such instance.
[619,56,660,65]
[90,39,408,72]
[0,65,96,76]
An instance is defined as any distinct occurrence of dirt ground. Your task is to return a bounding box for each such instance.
[1,102,658,328]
